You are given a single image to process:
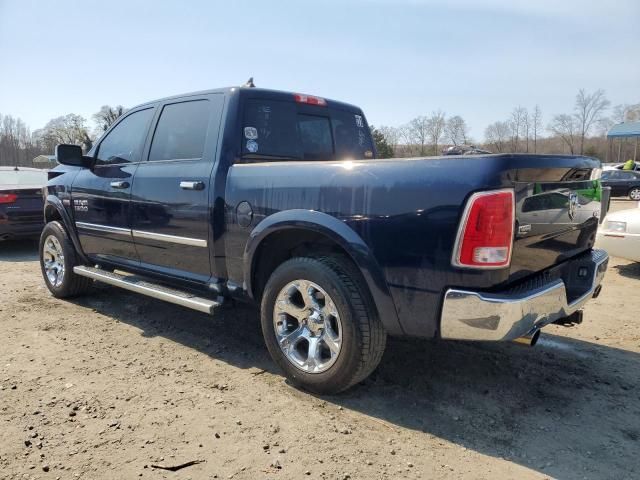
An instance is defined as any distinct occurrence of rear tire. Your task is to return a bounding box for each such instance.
[260,256,386,394]
[629,188,640,201]
[39,221,91,298]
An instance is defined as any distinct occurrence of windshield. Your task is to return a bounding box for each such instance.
[242,99,374,161]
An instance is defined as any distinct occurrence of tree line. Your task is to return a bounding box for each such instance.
[373,89,639,160]
[0,105,126,168]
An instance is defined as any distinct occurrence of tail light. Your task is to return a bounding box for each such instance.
[0,193,18,204]
[293,93,327,106]
[452,189,515,269]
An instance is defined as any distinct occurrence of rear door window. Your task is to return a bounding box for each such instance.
[149,100,211,161]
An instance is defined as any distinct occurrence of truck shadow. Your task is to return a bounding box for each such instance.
[614,261,640,280]
[72,288,640,480]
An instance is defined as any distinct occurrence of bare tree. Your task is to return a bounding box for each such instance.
[93,105,126,134]
[611,103,640,124]
[484,121,510,153]
[548,114,578,154]
[408,116,429,155]
[444,115,469,146]
[36,114,93,152]
[531,105,543,153]
[0,112,49,167]
[509,106,527,152]
[522,108,530,152]
[426,110,446,155]
[574,89,610,154]
[378,125,401,155]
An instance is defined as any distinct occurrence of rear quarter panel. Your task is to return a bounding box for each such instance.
[225,156,511,337]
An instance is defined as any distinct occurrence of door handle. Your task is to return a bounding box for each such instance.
[110,181,130,189]
[180,181,205,191]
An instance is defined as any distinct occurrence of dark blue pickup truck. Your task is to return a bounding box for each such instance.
[40,86,608,393]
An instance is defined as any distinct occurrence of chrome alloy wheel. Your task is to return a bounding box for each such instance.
[42,235,65,288]
[631,188,640,201]
[273,279,343,374]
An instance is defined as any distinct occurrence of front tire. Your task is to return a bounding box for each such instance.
[260,256,386,394]
[629,188,640,201]
[39,221,91,298]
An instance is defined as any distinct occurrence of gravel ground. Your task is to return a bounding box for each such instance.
[1,218,639,479]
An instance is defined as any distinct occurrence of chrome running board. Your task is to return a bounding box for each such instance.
[73,266,223,314]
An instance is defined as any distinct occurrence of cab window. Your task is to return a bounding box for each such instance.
[95,108,154,166]
[149,100,210,161]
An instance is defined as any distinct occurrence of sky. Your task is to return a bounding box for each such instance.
[0,0,638,140]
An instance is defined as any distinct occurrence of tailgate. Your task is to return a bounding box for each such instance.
[510,166,601,283]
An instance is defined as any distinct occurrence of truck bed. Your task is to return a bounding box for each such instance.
[225,153,602,337]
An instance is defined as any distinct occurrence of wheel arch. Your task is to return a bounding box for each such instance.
[244,209,403,335]
[44,195,88,264]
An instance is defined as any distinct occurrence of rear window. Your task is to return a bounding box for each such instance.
[0,169,47,186]
[242,99,374,161]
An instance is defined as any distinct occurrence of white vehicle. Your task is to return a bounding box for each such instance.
[596,208,640,262]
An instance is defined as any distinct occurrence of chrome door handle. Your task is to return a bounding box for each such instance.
[110,181,130,189]
[180,181,205,191]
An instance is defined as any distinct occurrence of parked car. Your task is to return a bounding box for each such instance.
[600,169,640,200]
[0,166,48,241]
[602,162,640,172]
[39,86,608,394]
[442,145,492,155]
[596,208,640,262]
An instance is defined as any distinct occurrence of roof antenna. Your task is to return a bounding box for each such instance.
[243,77,255,88]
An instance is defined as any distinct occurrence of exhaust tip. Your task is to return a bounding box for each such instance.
[530,329,540,346]
[513,329,540,347]
[592,285,602,299]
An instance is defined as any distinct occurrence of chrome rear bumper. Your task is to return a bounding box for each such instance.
[440,249,608,341]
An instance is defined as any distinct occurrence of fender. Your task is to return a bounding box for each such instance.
[244,209,404,336]
[44,195,89,264]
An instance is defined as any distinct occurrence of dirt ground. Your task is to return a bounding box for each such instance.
[1,208,640,479]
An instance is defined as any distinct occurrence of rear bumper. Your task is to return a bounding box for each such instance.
[440,249,608,341]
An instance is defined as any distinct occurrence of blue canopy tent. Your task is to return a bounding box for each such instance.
[606,121,640,163]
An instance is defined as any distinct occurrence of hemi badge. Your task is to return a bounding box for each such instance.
[518,224,531,235]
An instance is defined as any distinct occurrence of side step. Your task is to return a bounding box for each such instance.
[73,266,223,314]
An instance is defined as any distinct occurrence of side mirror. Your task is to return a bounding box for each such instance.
[55,144,93,168]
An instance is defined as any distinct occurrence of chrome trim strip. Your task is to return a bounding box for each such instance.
[440,249,608,341]
[131,229,207,248]
[73,266,221,314]
[76,222,131,236]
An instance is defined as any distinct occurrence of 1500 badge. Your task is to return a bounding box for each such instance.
[73,199,88,212]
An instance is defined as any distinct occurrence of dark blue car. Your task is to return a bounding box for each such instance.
[39,86,608,393]
[0,167,47,241]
